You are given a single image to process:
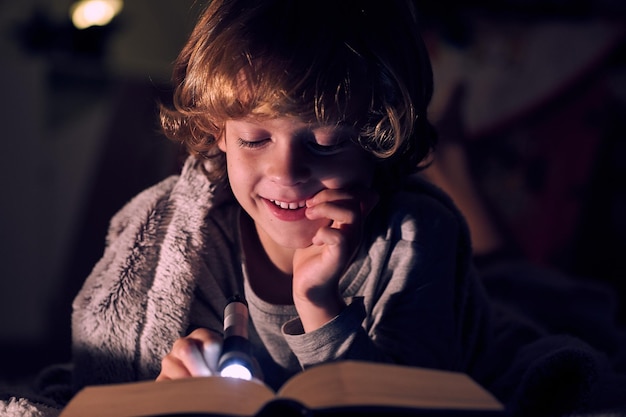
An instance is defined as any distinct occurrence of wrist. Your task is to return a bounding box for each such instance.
[293,289,346,333]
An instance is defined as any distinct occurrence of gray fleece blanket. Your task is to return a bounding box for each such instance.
[2,158,222,417]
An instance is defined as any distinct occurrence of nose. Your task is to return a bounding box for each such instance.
[266,141,311,186]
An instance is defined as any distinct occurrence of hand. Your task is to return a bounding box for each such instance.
[156,328,223,381]
[292,187,378,332]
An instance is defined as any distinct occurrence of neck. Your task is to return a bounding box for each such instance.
[240,213,294,304]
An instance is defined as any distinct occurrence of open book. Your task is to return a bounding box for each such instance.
[60,361,504,417]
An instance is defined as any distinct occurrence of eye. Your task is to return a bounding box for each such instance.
[236,137,269,149]
[306,141,346,155]
[306,128,355,156]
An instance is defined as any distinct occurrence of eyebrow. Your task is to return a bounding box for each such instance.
[310,123,357,134]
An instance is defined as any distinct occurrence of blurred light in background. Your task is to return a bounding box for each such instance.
[70,0,123,30]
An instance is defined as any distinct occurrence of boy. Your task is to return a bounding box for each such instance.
[144,0,492,388]
[0,1,496,415]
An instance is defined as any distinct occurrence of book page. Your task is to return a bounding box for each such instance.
[60,377,276,417]
[277,361,503,412]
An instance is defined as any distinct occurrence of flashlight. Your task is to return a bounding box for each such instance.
[217,296,255,380]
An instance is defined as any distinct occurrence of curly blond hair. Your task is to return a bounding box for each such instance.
[160,0,436,186]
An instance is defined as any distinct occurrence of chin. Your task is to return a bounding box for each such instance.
[256,216,327,251]
[262,223,319,249]
[270,233,315,250]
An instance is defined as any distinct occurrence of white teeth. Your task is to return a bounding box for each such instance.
[270,199,306,210]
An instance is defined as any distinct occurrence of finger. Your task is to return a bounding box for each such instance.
[171,338,213,377]
[306,201,358,226]
[187,328,223,372]
[306,189,361,226]
[306,188,355,207]
[203,340,221,373]
[311,226,346,247]
[157,355,192,381]
[307,188,378,219]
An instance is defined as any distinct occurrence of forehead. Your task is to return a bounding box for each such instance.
[226,115,357,135]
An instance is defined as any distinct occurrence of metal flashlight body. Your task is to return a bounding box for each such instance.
[217,296,255,380]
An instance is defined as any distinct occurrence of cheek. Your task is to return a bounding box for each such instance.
[324,154,375,187]
[225,156,247,189]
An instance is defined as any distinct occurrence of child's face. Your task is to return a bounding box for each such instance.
[219,115,375,251]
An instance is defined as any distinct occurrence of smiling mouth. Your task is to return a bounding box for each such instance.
[269,199,306,210]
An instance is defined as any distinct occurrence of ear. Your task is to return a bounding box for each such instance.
[216,134,227,152]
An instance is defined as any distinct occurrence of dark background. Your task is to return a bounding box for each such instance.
[0,0,625,383]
